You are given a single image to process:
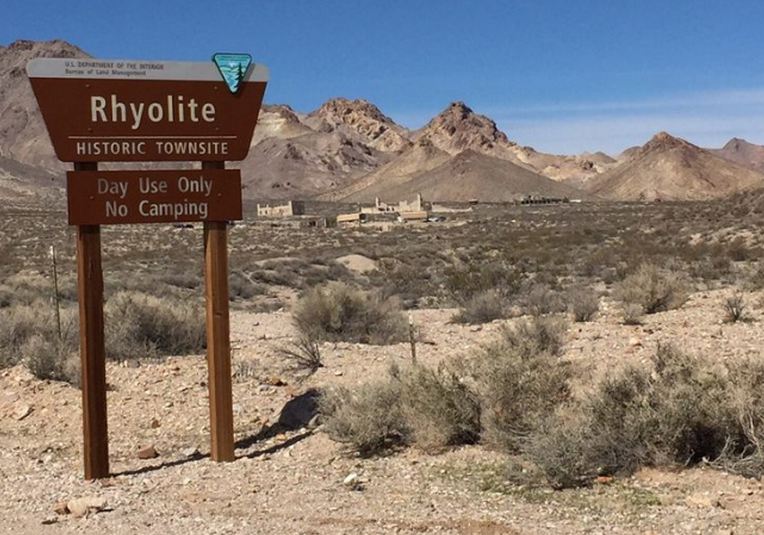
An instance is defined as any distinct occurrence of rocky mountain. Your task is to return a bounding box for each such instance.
[318,137,451,202]
[711,138,764,174]
[304,98,411,152]
[413,101,518,160]
[2,39,762,204]
[586,132,764,201]
[329,148,585,203]
[0,39,87,174]
[251,105,313,145]
[240,129,393,198]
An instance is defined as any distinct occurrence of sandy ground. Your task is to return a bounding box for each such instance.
[2,289,764,534]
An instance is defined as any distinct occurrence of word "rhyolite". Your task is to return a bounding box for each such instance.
[91,95,216,129]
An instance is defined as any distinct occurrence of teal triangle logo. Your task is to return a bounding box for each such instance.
[212,53,252,93]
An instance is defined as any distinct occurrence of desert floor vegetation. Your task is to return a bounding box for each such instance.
[2,199,764,532]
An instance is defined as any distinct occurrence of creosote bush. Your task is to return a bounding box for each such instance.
[444,261,522,304]
[452,289,509,325]
[293,282,407,345]
[475,316,570,451]
[398,363,481,452]
[521,283,565,317]
[321,316,569,457]
[567,286,599,322]
[616,263,690,314]
[320,362,481,455]
[105,291,206,360]
[0,302,79,380]
[320,375,407,456]
[525,344,764,489]
[621,303,644,325]
[21,334,80,386]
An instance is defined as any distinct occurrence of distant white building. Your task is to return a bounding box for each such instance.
[361,193,425,214]
[256,200,306,217]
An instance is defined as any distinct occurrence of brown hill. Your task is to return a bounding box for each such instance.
[240,130,392,199]
[336,149,585,203]
[413,101,522,162]
[251,104,313,145]
[304,98,411,152]
[0,39,87,173]
[317,137,451,202]
[587,132,764,201]
[711,138,764,174]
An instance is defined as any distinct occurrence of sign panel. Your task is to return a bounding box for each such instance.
[67,169,242,225]
[27,58,269,162]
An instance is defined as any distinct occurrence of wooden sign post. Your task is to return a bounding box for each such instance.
[27,56,268,478]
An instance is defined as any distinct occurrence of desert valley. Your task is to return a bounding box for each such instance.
[2,38,764,534]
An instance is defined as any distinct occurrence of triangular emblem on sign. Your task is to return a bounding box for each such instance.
[212,53,252,94]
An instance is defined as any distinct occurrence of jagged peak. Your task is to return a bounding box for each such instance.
[642,131,697,153]
[722,137,752,150]
[311,97,392,123]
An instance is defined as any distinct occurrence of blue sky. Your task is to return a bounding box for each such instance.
[4,0,764,154]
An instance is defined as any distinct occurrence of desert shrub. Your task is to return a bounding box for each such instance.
[727,238,752,262]
[399,363,481,451]
[723,291,748,323]
[21,334,80,385]
[105,291,206,360]
[621,303,644,325]
[748,263,764,290]
[320,376,408,456]
[474,317,570,451]
[452,289,509,324]
[498,315,568,359]
[0,302,79,384]
[527,345,740,488]
[0,286,13,308]
[716,358,764,477]
[279,333,323,375]
[444,261,522,303]
[0,303,78,367]
[292,282,407,345]
[616,263,690,314]
[229,270,267,300]
[521,282,565,317]
[567,286,599,322]
[161,270,201,290]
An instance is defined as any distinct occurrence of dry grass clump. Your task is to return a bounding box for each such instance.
[475,317,570,451]
[0,303,79,384]
[21,334,80,386]
[525,344,764,489]
[398,363,481,452]
[105,291,206,360]
[320,376,407,456]
[321,317,568,456]
[278,334,323,376]
[521,283,565,317]
[616,263,690,315]
[452,289,510,324]
[320,362,481,456]
[444,261,521,304]
[723,291,748,323]
[293,282,407,345]
[567,286,600,322]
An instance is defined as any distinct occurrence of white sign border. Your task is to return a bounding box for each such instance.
[27,58,269,82]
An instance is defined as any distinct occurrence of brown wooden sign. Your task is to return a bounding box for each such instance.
[67,169,242,225]
[27,58,267,162]
[27,56,269,480]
